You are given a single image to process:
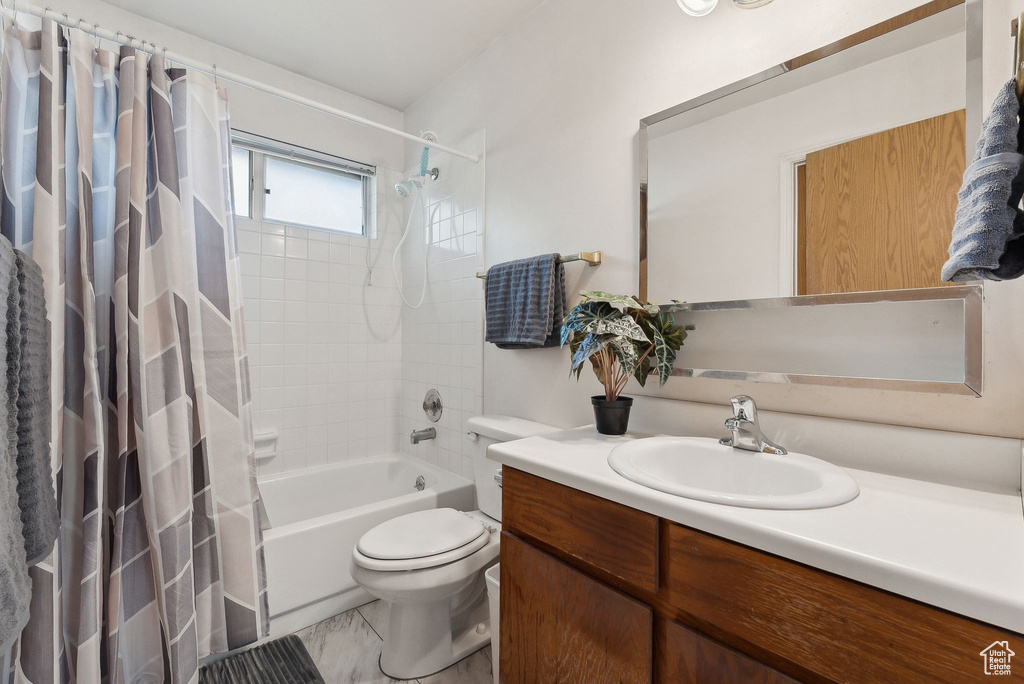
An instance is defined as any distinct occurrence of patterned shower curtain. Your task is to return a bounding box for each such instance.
[0,18,268,684]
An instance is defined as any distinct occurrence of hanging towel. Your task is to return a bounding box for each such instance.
[484,254,566,349]
[0,236,30,654]
[12,250,56,565]
[942,79,1024,282]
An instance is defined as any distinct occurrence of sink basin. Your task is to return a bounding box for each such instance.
[607,436,859,509]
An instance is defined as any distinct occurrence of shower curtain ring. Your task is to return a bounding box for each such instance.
[213,63,218,85]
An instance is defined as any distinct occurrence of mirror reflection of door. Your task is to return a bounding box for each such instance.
[796,110,965,295]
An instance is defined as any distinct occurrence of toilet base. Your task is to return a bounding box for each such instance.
[378,573,492,680]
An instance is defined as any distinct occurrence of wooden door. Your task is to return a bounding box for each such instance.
[655,618,795,684]
[500,533,653,683]
[800,110,965,295]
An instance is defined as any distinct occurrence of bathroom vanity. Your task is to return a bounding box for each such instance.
[492,429,1024,683]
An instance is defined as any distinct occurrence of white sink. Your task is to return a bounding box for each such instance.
[607,436,859,510]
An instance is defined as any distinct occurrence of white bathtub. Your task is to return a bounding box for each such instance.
[258,454,476,636]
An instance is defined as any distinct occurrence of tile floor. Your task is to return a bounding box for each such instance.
[297,600,493,683]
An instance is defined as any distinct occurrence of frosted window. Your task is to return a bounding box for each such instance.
[263,156,364,235]
[231,146,251,218]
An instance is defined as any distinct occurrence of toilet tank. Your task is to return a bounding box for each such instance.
[466,415,559,522]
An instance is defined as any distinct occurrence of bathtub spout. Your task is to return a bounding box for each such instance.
[411,428,436,445]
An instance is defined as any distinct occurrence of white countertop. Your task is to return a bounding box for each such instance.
[488,427,1024,634]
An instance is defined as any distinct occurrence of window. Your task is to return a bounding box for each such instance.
[230,131,374,236]
[263,156,364,233]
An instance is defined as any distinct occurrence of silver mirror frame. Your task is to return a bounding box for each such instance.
[661,284,982,396]
[638,0,984,396]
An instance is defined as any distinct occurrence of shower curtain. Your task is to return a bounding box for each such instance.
[0,18,268,684]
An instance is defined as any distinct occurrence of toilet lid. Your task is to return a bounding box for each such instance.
[357,508,486,561]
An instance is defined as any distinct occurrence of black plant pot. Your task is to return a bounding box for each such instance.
[592,395,633,435]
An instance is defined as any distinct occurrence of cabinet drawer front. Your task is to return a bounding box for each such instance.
[502,467,659,593]
[656,618,795,684]
[663,523,1021,683]
[501,533,653,684]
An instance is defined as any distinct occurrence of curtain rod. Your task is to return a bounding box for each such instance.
[2,2,481,163]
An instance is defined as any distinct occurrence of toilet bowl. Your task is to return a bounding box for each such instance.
[350,415,559,680]
[351,509,499,679]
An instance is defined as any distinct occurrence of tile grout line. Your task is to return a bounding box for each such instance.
[355,604,383,641]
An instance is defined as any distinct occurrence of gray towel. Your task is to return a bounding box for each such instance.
[484,254,566,349]
[0,236,30,653]
[942,79,1024,282]
[13,251,56,565]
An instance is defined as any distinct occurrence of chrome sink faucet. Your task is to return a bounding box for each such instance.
[719,395,787,455]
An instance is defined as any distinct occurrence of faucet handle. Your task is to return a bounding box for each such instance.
[729,395,758,422]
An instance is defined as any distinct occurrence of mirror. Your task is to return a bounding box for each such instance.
[638,0,984,395]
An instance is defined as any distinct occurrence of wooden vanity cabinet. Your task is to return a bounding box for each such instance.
[499,467,1023,683]
[500,533,653,683]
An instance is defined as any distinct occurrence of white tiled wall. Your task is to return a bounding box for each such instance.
[237,132,485,480]
[400,132,486,477]
[239,168,407,475]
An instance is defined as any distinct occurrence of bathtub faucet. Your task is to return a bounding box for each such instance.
[410,427,436,445]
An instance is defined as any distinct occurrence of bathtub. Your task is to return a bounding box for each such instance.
[258,454,476,636]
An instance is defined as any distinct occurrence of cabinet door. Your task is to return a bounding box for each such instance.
[500,533,652,684]
[656,618,795,684]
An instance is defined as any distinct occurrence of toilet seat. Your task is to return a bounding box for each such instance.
[354,508,491,572]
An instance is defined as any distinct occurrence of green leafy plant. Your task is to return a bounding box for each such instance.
[561,291,688,401]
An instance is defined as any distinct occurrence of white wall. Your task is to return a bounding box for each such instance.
[404,0,1024,442]
[239,171,405,475]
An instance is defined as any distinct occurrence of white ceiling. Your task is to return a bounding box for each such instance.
[102,0,547,110]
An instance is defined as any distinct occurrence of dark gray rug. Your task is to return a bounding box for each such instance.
[199,635,325,684]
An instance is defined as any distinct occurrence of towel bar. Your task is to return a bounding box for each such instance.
[475,251,602,279]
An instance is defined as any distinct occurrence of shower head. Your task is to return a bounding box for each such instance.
[394,177,424,199]
[395,180,414,199]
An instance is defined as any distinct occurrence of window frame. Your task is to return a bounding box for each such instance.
[230,130,375,238]
[231,146,254,219]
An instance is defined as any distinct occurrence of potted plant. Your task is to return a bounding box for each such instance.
[561,291,687,435]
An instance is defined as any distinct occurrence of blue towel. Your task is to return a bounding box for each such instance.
[484,254,566,349]
[942,79,1024,282]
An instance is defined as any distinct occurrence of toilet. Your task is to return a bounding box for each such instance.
[350,415,558,680]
